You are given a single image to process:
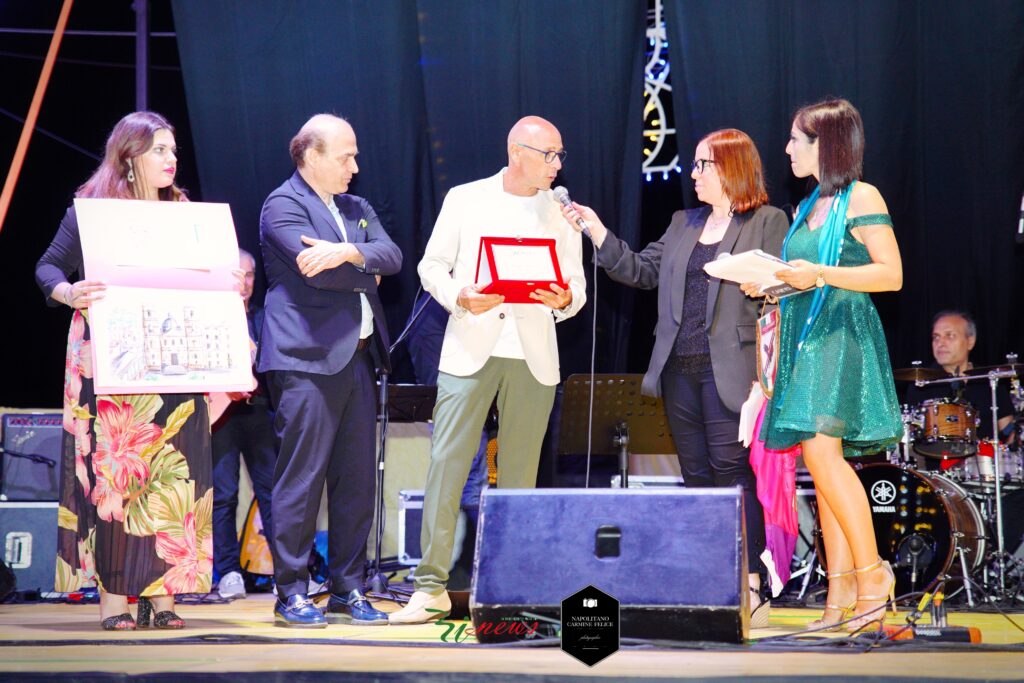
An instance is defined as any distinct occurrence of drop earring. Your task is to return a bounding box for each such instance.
[126,161,135,184]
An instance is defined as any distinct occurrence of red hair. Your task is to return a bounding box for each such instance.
[701,129,769,214]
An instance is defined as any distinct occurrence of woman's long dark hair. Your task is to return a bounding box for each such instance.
[77,111,185,201]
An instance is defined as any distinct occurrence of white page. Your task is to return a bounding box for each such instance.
[491,243,558,281]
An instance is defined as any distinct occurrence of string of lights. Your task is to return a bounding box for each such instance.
[642,0,680,183]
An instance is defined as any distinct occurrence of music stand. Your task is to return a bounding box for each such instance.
[387,384,438,423]
[558,374,675,488]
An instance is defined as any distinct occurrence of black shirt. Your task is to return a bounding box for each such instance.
[665,241,718,374]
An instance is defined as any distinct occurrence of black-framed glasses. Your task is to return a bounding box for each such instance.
[691,158,715,174]
[515,142,567,164]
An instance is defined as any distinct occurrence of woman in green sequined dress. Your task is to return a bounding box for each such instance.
[743,99,902,632]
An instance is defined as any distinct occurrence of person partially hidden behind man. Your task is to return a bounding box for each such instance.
[259,114,402,627]
[212,248,276,600]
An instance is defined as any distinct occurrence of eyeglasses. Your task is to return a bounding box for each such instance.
[691,159,715,174]
[515,142,567,164]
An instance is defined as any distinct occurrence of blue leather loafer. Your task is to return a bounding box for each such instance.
[325,589,389,625]
[274,593,327,628]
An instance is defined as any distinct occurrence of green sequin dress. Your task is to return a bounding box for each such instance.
[761,213,902,457]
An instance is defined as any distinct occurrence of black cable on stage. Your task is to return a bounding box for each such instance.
[959,573,1024,635]
[583,251,597,488]
[753,588,925,645]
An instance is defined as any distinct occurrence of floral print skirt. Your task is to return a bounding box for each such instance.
[55,311,213,596]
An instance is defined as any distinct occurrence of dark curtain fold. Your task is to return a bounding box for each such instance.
[172,0,1024,376]
[664,0,1024,365]
[414,0,646,373]
[171,0,436,346]
[171,0,646,379]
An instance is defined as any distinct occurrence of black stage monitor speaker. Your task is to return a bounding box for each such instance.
[2,413,62,501]
[0,502,59,594]
[470,488,747,643]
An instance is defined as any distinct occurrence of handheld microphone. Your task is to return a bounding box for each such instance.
[553,186,591,239]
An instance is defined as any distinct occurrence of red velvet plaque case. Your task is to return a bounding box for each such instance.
[474,236,567,304]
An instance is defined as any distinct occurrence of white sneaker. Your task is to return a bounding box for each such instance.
[388,590,451,625]
[218,571,247,599]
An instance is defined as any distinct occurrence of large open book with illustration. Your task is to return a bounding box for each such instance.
[77,198,252,394]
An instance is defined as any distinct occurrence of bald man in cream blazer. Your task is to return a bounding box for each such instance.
[390,116,585,624]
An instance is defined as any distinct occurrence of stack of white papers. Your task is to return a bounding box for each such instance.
[703,250,802,298]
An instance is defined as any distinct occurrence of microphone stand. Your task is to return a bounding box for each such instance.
[365,368,404,599]
[917,368,1016,598]
[986,371,1007,594]
[364,289,434,601]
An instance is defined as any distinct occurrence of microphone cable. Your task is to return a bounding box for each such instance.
[584,246,597,488]
[388,285,432,355]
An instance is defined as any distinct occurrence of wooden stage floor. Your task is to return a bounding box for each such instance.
[2,593,1023,681]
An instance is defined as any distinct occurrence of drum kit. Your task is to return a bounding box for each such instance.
[813,356,1024,606]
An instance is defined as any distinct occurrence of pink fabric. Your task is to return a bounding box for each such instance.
[749,401,800,588]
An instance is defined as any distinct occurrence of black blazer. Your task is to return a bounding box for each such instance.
[257,171,402,375]
[597,204,789,412]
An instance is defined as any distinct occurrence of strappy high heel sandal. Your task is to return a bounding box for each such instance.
[137,597,186,629]
[100,613,136,631]
[749,586,771,629]
[845,558,896,633]
[808,568,856,632]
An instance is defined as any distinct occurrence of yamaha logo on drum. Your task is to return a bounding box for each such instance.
[870,480,897,512]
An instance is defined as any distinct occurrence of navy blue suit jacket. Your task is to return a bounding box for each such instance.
[257,171,402,375]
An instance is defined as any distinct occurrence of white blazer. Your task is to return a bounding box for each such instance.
[417,170,586,386]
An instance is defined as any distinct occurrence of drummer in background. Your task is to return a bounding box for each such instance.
[905,310,1014,443]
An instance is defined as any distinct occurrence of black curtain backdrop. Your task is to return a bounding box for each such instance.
[664,0,1024,367]
[170,0,436,354]
[6,2,1023,411]
[171,0,647,380]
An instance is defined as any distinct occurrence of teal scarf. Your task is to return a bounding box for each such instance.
[780,181,856,354]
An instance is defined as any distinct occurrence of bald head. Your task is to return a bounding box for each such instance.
[507,116,559,150]
[290,114,353,168]
[505,115,564,196]
[238,248,256,306]
[292,114,360,198]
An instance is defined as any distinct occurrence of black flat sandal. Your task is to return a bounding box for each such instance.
[137,596,186,629]
[100,612,137,631]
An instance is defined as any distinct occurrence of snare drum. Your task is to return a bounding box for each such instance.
[956,440,1024,490]
[913,399,978,459]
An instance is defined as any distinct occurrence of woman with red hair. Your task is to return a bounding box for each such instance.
[562,129,788,627]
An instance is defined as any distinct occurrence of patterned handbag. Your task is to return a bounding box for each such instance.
[756,303,780,397]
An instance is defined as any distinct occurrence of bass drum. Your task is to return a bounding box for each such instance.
[817,464,985,598]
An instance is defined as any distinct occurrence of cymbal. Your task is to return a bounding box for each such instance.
[965,364,1023,377]
[892,367,945,382]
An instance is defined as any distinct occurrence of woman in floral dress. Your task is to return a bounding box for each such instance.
[35,112,213,630]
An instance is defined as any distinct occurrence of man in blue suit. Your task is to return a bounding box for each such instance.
[258,114,402,627]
